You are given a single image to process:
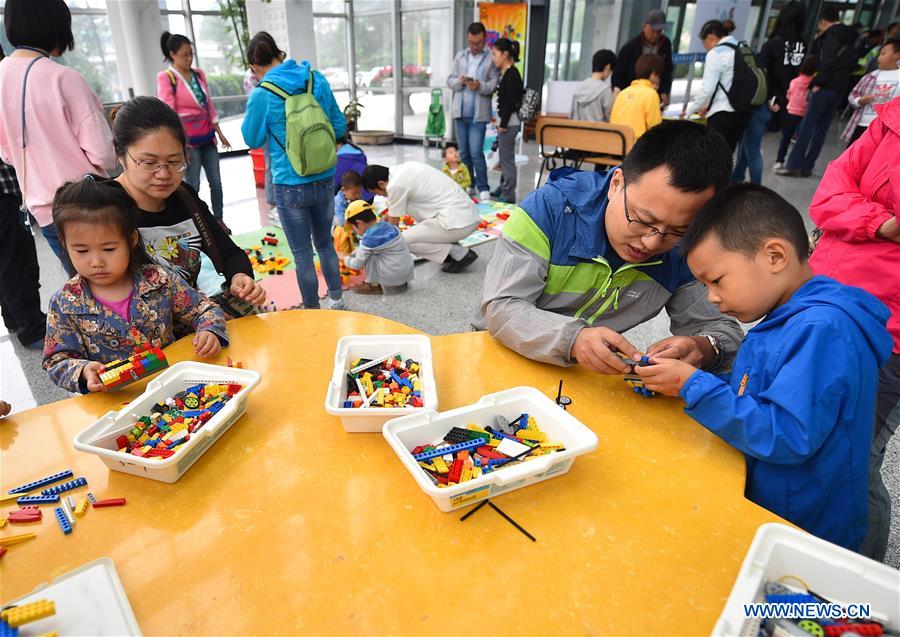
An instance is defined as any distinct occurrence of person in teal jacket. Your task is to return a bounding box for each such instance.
[242,32,347,310]
[638,184,892,550]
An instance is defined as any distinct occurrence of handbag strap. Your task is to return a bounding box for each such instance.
[175,185,225,275]
[19,51,48,217]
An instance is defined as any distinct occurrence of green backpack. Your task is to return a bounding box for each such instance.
[260,70,337,177]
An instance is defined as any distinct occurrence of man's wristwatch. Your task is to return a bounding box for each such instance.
[702,334,723,369]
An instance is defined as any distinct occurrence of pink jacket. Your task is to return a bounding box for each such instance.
[156,66,219,145]
[809,98,900,353]
[786,73,812,116]
[0,56,116,227]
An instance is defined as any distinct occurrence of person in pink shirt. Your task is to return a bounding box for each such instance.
[157,32,231,231]
[775,55,817,169]
[808,96,900,562]
[0,0,117,266]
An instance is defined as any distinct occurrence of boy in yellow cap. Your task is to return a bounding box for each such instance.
[343,200,415,294]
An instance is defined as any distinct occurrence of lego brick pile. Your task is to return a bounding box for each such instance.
[756,580,888,636]
[344,352,423,408]
[100,344,169,390]
[411,414,564,488]
[113,383,243,459]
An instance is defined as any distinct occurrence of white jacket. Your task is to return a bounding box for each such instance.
[685,36,738,118]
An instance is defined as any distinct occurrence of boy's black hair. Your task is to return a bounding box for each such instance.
[341,170,362,188]
[361,165,389,192]
[4,0,74,53]
[592,49,616,73]
[634,53,664,80]
[799,54,818,76]
[442,141,459,158]
[821,6,840,24]
[348,209,378,226]
[110,96,186,158]
[468,22,486,36]
[680,184,809,261]
[52,176,152,276]
[621,120,732,192]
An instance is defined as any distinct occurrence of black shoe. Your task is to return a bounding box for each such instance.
[442,249,478,273]
[775,167,802,177]
[799,171,812,177]
[490,186,502,197]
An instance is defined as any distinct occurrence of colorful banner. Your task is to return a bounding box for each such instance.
[478,2,528,76]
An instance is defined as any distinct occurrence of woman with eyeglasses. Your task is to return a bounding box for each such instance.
[108,97,265,312]
[0,0,117,267]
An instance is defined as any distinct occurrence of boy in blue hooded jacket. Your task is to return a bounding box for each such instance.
[637,184,892,551]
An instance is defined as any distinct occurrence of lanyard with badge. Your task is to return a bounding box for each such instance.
[16,46,49,230]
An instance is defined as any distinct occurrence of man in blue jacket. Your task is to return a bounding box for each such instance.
[475,121,744,375]
[637,185,892,549]
[242,36,347,311]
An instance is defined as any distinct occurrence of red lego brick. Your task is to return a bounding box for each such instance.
[116,435,129,449]
[0,546,6,559]
[448,458,463,483]
[824,625,883,637]
[92,498,126,508]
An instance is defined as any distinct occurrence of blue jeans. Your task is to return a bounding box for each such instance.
[264,143,275,207]
[786,88,840,174]
[186,141,224,218]
[41,222,74,276]
[454,118,489,192]
[777,114,803,164]
[732,105,773,184]
[273,179,343,309]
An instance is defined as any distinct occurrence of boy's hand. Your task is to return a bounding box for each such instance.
[0,400,12,417]
[571,327,641,374]
[634,358,697,396]
[859,95,876,105]
[647,335,712,367]
[230,273,267,306]
[193,330,221,358]
[82,362,108,393]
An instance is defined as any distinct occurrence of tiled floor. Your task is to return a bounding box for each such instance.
[2,119,898,567]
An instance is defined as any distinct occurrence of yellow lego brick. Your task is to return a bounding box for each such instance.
[0,518,6,528]
[418,461,436,471]
[460,466,472,482]
[526,416,538,429]
[488,439,500,447]
[75,496,89,517]
[472,466,483,478]
[466,423,487,433]
[432,457,449,474]
[400,386,411,395]
[0,532,36,547]
[516,429,546,442]
[138,434,149,444]
[125,433,136,443]
[1,492,22,504]
[540,442,564,450]
[38,632,59,637]
[1,599,56,627]
[362,374,374,396]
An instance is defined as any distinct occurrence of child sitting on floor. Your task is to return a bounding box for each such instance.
[43,177,228,394]
[441,142,472,192]
[635,184,892,551]
[334,170,363,228]
[342,200,414,295]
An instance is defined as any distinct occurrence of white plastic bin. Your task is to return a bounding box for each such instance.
[714,523,900,637]
[324,334,438,432]
[73,362,260,483]
[382,386,599,512]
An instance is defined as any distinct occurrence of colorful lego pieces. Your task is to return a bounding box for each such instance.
[99,344,169,390]
[344,353,424,409]
[111,383,243,460]
[261,232,279,246]
[41,477,88,496]
[7,470,74,495]
[53,507,72,535]
[1,599,56,628]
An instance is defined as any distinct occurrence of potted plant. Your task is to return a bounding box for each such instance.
[343,99,363,133]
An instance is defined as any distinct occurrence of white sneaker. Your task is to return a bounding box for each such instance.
[773,162,784,171]
[269,208,282,228]
[324,297,345,310]
[478,191,491,202]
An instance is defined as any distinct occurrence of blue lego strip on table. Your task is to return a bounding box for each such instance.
[41,476,88,496]
[17,494,61,505]
[8,469,73,494]
[413,438,484,461]
[0,619,18,637]
[54,507,72,535]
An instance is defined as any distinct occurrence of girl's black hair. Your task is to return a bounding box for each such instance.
[799,54,818,76]
[772,1,806,42]
[4,0,74,54]
[160,31,191,63]
[247,31,285,66]
[52,176,151,276]
[110,96,186,158]
[492,37,520,62]
[700,20,728,40]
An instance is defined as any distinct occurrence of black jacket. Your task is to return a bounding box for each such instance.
[497,65,524,128]
[810,23,858,93]
[758,36,806,108]
[612,33,673,95]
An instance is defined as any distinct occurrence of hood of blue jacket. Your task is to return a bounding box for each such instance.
[261,59,309,94]
[360,221,400,248]
[753,275,892,366]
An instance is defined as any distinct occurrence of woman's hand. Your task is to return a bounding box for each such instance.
[230,273,267,305]
[498,127,507,133]
[218,131,232,150]
[876,217,900,243]
[193,330,221,358]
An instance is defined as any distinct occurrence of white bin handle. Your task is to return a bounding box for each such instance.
[492,455,554,485]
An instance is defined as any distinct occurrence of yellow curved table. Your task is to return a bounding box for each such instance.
[1,311,783,635]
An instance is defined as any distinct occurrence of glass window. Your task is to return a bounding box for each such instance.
[161,13,190,42]
[158,0,186,11]
[401,8,452,136]
[187,0,220,11]
[191,13,244,76]
[354,11,395,132]
[315,17,349,90]
[313,0,346,13]
[59,13,124,102]
[68,0,108,8]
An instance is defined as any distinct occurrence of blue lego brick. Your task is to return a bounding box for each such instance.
[54,507,72,535]
[41,476,88,496]
[413,438,483,461]
[0,619,18,637]
[8,469,74,494]
[181,409,204,418]
[185,384,204,395]
[17,494,60,505]
[208,401,224,415]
